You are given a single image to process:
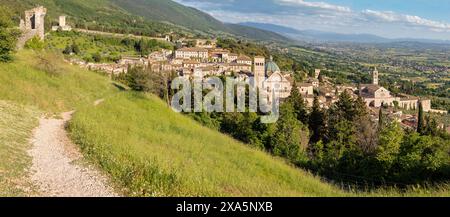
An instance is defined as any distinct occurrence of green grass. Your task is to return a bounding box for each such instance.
[0,101,40,196]
[0,50,121,113]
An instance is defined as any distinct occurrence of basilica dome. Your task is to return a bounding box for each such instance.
[265,56,281,76]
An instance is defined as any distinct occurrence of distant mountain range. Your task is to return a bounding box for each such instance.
[239,22,450,45]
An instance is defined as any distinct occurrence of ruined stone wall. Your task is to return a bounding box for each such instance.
[17,6,47,49]
[398,99,418,110]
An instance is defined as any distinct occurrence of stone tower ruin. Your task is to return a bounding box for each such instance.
[17,6,47,49]
[52,15,72,31]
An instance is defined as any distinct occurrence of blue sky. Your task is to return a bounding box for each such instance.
[173,0,450,40]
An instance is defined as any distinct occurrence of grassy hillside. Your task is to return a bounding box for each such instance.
[0,51,120,112]
[0,0,289,41]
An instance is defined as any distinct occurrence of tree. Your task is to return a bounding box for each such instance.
[186,40,196,48]
[323,120,357,169]
[309,96,326,143]
[270,102,309,163]
[354,96,369,118]
[92,52,102,62]
[0,6,20,62]
[378,106,384,130]
[330,91,355,122]
[71,42,80,55]
[134,39,144,54]
[376,121,404,173]
[288,81,308,124]
[417,101,425,134]
[423,115,439,136]
[398,133,448,181]
[327,91,355,142]
[63,45,72,55]
[126,66,154,92]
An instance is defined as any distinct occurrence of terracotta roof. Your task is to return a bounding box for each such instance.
[396,93,419,100]
[183,59,200,64]
[298,83,314,87]
[361,84,382,91]
[177,47,208,52]
[229,63,251,67]
[237,55,252,61]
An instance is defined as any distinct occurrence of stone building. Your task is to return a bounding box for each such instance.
[175,47,208,60]
[259,56,293,103]
[209,48,229,63]
[360,68,433,112]
[52,15,72,31]
[228,53,239,63]
[298,83,314,96]
[118,56,147,67]
[227,63,252,72]
[17,6,47,49]
[236,55,252,65]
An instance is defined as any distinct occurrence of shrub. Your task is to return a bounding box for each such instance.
[24,36,45,51]
[34,52,64,76]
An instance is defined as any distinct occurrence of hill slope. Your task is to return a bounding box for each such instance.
[111,0,227,32]
[0,0,288,41]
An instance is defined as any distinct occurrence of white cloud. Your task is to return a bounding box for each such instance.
[362,10,450,32]
[276,0,351,13]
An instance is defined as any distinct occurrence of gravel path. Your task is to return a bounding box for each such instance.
[28,111,118,197]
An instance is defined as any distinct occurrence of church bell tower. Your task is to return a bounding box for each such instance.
[372,67,379,85]
[253,56,265,90]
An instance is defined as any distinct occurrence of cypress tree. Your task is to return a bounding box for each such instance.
[309,96,325,143]
[417,101,424,134]
[378,106,383,130]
